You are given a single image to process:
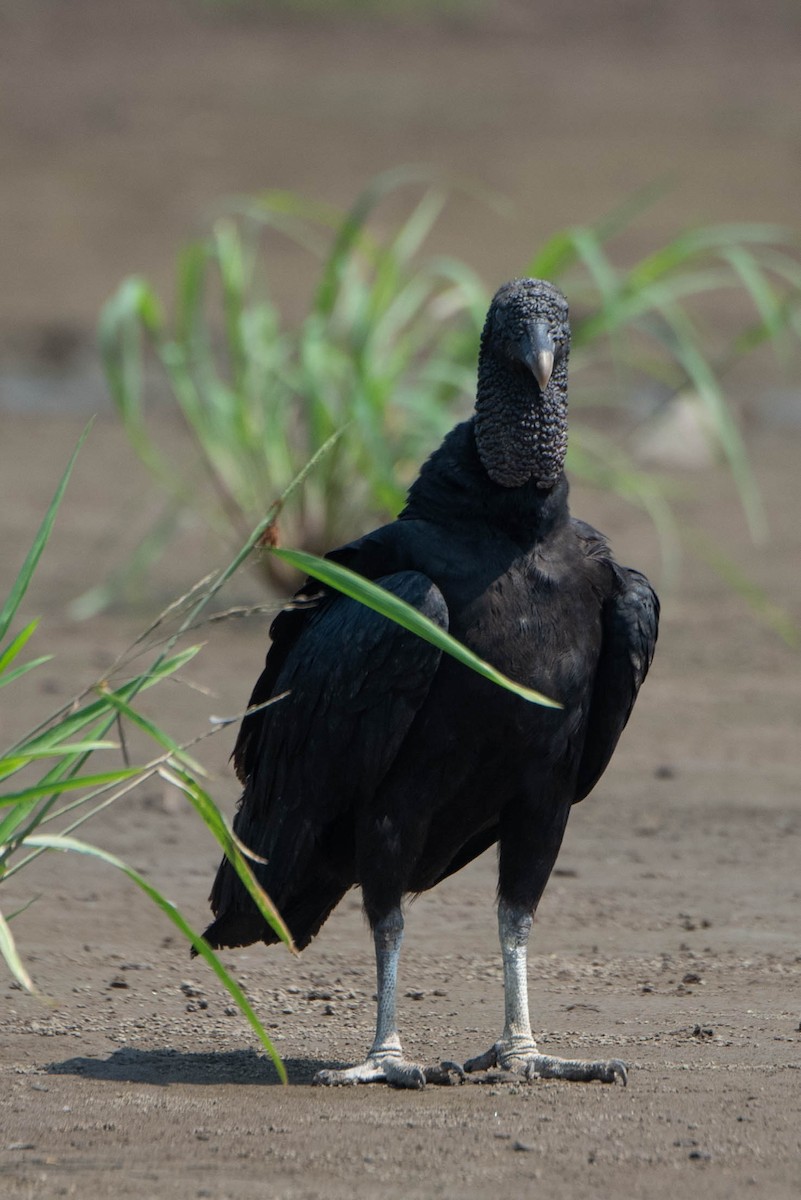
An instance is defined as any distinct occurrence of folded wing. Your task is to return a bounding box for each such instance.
[204,568,448,949]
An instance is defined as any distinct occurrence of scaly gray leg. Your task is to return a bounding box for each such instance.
[313,907,464,1088]
[464,898,627,1085]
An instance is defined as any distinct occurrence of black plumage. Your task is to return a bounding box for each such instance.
[202,278,659,1087]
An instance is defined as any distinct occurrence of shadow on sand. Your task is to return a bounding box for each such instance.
[45,1048,334,1087]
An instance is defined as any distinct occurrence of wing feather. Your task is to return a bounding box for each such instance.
[573,556,659,804]
[208,566,448,940]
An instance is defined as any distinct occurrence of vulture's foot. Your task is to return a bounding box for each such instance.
[313,1052,465,1089]
[464,1041,627,1086]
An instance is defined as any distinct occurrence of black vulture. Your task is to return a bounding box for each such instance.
[202,278,659,1087]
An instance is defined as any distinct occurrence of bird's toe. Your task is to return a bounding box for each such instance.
[383,1058,427,1089]
[463,1042,503,1073]
[463,1042,628,1085]
[597,1058,628,1086]
[313,1059,387,1086]
[521,1052,628,1085]
[313,1052,462,1089]
[423,1060,466,1085]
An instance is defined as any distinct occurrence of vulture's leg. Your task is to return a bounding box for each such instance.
[313,907,464,1088]
[465,798,627,1085]
[464,897,627,1084]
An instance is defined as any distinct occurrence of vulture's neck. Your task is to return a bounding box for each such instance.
[403,344,571,546]
[401,420,570,548]
[474,349,568,490]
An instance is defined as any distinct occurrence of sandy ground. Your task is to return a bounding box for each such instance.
[2,2,801,1197]
[1,413,800,1199]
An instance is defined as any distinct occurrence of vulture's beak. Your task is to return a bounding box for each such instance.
[521,323,555,391]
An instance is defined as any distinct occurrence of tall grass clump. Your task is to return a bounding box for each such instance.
[101,173,801,591]
[101,172,486,584]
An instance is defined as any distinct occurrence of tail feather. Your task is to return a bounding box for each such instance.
[194,856,348,956]
[195,910,269,956]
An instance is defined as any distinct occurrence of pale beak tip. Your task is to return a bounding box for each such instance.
[533,349,554,391]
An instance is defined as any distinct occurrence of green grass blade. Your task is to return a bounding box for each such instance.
[98,690,208,778]
[8,646,202,760]
[158,766,295,951]
[0,657,200,835]
[570,226,620,300]
[0,768,141,809]
[0,422,93,644]
[9,693,135,759]
[718,245,787,348]
[214,218,251,392]
[0,742,120,784]
[270,547,561,709]
[658,304,767,541]
[314,166,434,318]
[390,188,447,265]
[527,229,582,281]
[137,645,203,683]
[0,906,38,994]
[0,656,53,689]
[22,833,286,1082]
[0,618,40,673]
[175,239,209,346]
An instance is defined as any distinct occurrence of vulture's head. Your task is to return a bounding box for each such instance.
[475,278,570,490]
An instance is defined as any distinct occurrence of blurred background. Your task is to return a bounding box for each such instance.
[3,0,801,614]
[3,0,801,401]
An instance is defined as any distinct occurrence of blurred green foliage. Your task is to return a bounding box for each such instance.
[100,172,801,591]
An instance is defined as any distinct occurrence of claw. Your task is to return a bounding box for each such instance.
[465,1044,628,1085]
[424,1060,466,1085]
[463,1043,501,1073]
[604,1059,628,1086]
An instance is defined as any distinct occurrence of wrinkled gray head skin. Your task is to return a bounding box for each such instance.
[474,278,570,489]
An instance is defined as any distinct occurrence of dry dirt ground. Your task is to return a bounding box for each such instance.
[2,2,801,1198]
[2,415,800,1200]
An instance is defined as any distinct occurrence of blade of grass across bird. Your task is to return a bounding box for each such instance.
[271,547,561,709]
